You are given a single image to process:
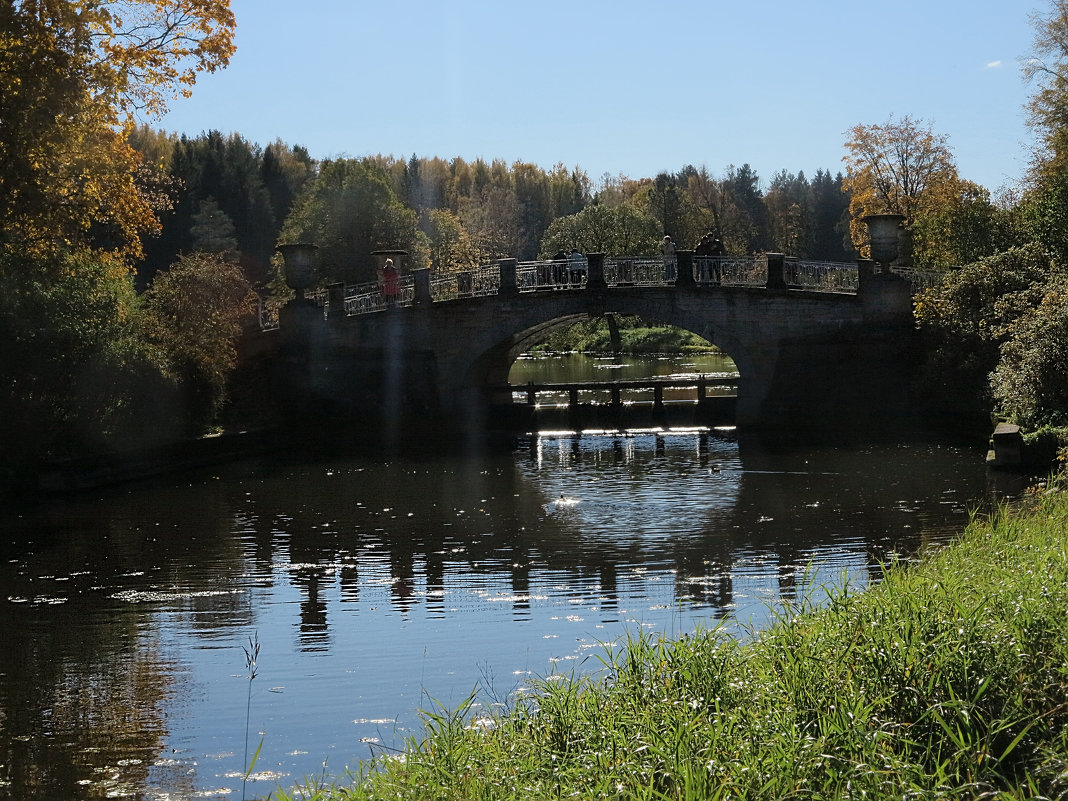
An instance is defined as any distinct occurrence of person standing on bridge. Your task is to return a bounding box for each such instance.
[552,249,568,286]
[568,249,587,286]
[661,235,677,281]
[710,236,725,285]
[694,233,713,283]
[382,257,400,307]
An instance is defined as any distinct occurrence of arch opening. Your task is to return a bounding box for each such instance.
[499,313,741,433]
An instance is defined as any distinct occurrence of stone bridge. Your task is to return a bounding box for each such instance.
[251,251,921,439]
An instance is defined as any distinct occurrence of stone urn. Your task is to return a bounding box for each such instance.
[276,243,319,295]
[862,214,905,273]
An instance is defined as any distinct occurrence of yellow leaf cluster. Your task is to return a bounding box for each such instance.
[2,1,235,258]
[841,115,960,256]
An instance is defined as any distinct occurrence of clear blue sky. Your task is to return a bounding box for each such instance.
[157,0,1043,193]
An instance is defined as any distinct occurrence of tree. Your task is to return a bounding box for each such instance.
[141,251,256,430]
[141,131,290,286]
[683,166,726,243]
[913,244,1057,426]
[0,248,170,461]
[0,1,236,258]
[721,164,769,254]
[841,115,960,261]
[539,203,660,257]
[261,141,315,231]
[910,181,1025,270]
[991,274,1068,428]
[189,197,239,255]
[764,170,810,256]
[513,162,551,260]
[279,158,427,285]
[808,169,855,262]
[460,184,520,261]
[1024,0,1068,177]
[423,208,483,272]
[548,163,589,219]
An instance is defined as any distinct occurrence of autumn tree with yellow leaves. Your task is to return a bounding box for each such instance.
[0,1,238,468]
[841,115,963,265]
[0,0,235,258]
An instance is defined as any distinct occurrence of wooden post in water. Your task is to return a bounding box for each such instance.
[568,387,580,429]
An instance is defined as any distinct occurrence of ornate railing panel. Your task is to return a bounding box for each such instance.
[891,266,944,292]
[604,257,671,286]
[694,256,769,287]
[517,260,587,291]
[343,276,415,315]
[787,260,859,293]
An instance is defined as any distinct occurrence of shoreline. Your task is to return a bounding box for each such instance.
[274,476,1068,800]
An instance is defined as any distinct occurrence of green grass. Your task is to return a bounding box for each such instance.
[274,480,1068,801]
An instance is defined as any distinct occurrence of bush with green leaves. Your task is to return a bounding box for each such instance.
[991,275,1068,428]
[912,244,1063,426]
[0,247,174,464]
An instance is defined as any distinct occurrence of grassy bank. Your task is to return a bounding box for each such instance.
[278,480,1068,801]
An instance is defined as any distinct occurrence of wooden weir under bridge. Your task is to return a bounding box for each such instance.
[495,375,742,430]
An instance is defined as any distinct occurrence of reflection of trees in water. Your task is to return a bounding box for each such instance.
[0,480,245,801]
[231,433,980,643]
[0,436,988,799]
[232,434,750,632]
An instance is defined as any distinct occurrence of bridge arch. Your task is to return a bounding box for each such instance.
[461,305,750,394]
[257,273,917,436]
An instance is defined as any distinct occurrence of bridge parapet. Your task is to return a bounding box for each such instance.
[256,253,941,330]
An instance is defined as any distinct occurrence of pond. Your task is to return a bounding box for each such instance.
[0,355,1020,800]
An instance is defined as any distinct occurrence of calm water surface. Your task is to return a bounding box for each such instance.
[0,358,1019,799]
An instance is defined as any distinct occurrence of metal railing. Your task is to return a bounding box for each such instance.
[690,256,769,287]
[257,256,946,329]
[786,259,859,293]
[518,259,587,291]
[341,276,416,315]
[431,263,502,300]
[604,257,673,286]
[888,266,944,292]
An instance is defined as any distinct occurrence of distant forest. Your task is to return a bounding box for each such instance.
[128,126,856,291]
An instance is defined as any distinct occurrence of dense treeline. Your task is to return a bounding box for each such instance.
[132,140,858,287]
[5,0,1068,481]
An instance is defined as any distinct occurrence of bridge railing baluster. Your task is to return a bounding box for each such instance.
[604,258,669,286]
[889,266,943,292]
